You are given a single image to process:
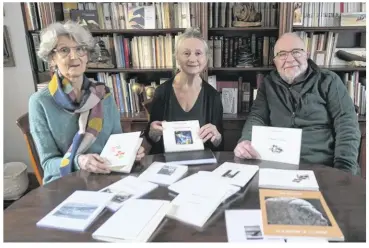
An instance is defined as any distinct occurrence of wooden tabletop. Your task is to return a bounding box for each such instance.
[3,152,366,242]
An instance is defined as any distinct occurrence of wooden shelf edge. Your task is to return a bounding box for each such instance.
[209,27,278,31]
[86,68,175,73]
[293,26,366,31]
[90,28,186,34]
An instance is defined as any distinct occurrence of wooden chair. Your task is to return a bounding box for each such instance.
[16,113,43,186]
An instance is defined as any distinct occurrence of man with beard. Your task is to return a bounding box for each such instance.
[234,32,361,175]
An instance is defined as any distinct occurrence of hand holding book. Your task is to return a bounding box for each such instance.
[78,153,111,174]
[135,146,145,161]
[234,140,260,159]
[198,123,222,146]
[148,121,164,142]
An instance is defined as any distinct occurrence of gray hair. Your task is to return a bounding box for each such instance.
[37,21,97,62]
[175,27,208,57]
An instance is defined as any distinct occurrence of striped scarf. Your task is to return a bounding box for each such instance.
[48,71,110,177]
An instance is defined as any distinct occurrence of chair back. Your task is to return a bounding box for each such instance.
[16,113,43,185]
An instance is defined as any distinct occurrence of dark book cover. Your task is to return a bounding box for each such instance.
[70,10,100,30]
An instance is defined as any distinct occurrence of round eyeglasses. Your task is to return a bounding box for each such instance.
[274,49,305,60]
[53,45,89,58]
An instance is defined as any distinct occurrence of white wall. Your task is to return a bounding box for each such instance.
[3,3,36,171]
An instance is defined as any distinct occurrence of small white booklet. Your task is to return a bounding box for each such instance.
[99,176,159,212]
[36,190,114,232]
[251,126,302,165]
[225,209,285,242]
[162,120,204,153]
[211,162,259,188]
[258,168,319,191]
[168,171,240,202]
[166,187,229,229]
[138,162,188,186]
[92,199,170,242]
[100,132,142,173]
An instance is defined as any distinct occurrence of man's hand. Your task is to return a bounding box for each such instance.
[234,140,260,159]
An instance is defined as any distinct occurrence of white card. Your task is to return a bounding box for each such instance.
[211,162,259,187]
[162,120,204,152]
[251,126,302,165]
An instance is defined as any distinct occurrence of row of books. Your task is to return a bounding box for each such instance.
[208,2,279,28]
[342,72,366,116]
[23,2,59,30]
[209,35,277,68]
[293,2,366,27]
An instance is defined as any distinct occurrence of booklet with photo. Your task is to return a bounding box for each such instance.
[259,168,319,191]
[138,162,188,186]
[251,126,302,165]
[100,132,142,173]
[92,199,170,242]
[162,120,204,153]
[36,190,114,232]
[211,162,259,188]
[99,176,159,212]
[259,189,344,241]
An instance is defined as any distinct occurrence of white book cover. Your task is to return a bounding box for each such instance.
[225,209,285,242]
[99,176,159,212]
[162,120,204,153]
[211,162,259,187]
[258,168,319,191]
[92,199,170,242]
[169,171,240,202]
[251,126,302,165]
[100,132,142,173]
[138,162,188,186]
[166,188,229,228]
[36,191,114,232]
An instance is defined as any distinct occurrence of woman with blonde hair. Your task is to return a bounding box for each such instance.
[145,27,224,154]
[29,21,145,184]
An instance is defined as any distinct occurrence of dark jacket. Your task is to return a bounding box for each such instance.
[144,77,224,154]
[240,59,361,175]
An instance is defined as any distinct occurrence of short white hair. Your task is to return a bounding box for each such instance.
[175,27,208,57]
[37,21,97,62]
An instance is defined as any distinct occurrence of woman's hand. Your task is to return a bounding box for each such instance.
[136,146,145,161]
[78,154,111,174]
[199,123,222,145]
[149,121,164,142]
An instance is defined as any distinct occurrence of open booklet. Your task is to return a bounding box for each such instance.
[100,132,143,173]
[36,190,114,232]
[138,162,188,186]
[99,176,159,212]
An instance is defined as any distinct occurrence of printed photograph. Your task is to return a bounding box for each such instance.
[244,225,263,240]
[174,130,193,145]
[265,197,332,226]
[221,169,240,178]
[157,165,177,176]
[53,203,98,220]
[111,194,132,204]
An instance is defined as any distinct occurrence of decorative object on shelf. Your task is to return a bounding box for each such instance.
[3,25,15,67]
[145,86,156,100]
[236,44,256,68]
[233,3,262,27]
[88,40,115,68]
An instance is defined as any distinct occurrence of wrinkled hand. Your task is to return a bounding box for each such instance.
[198,123,221,144]
[136,146,145,161]
[149,121,164,141]
[234,140,260,159]
[78,154,111,174]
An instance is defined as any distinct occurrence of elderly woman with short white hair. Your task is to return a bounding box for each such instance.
[29,21,145,184]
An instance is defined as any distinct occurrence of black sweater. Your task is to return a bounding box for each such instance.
[144,78,224,154]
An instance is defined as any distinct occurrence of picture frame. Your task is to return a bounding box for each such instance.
[4,25,15,67]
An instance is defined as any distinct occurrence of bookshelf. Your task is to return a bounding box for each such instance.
[21,2,366,175]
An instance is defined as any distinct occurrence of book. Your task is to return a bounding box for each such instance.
[36,190,114,232]
[251,126,302,165]
[164,149,217,165]
[138,162,188,186]
[99,176,158,212]
[210,162,259,188]
[258,168,319,191]
[168,171,240,202]
[259,189,344,241]
[92,199,170,242]
[100,132,142,173]
[162,120,204,153]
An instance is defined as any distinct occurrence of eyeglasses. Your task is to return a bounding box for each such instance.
[274,48,305,60]
[53,45,89,58]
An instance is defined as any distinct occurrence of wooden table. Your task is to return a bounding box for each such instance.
[3,152,366,242]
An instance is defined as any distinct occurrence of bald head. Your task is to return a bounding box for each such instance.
[274,32,306,56]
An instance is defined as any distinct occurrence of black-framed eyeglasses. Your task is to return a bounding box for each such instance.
[53,45,89,58]
[274,48,305,60]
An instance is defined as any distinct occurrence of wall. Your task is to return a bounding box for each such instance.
[3,3,36,170]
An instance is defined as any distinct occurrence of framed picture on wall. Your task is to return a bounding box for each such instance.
[4,25,15,67]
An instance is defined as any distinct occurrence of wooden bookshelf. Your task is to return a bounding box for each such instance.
[86,67,175,73]
[292,26,366,32]
[90,28,186,35]
[209,27,279,31]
